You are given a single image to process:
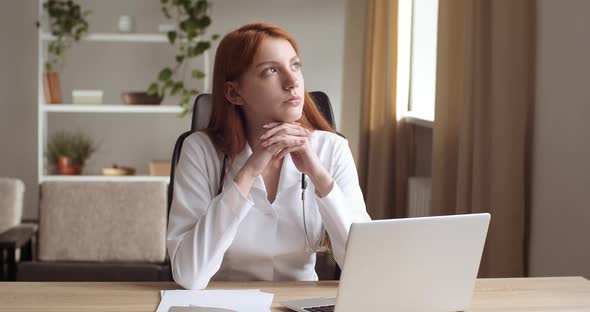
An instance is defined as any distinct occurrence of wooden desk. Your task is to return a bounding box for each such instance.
[0,277,588,311]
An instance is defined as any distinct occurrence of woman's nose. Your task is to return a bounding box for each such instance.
[283,72,299,91]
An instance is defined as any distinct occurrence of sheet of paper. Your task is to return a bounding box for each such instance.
[170,307,237,312]
[156,289,274,312]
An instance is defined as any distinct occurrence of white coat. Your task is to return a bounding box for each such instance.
[167,130,371,290]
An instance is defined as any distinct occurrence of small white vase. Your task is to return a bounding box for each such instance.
[117,15,134,33]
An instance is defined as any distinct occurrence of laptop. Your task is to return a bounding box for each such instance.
[281,213,490,312]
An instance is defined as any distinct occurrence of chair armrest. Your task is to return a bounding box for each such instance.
[0,224,38,249]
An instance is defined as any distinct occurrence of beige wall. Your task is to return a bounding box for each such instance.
[0,0,39,221]
[341,0,368,162]
[529,0,590,278]
[0,0,367,219]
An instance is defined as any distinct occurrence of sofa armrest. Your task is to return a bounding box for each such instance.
[0,223,38,249]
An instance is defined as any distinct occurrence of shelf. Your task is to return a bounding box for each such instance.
[40,175,170,183]
[42,104,183,113]
[41,32,168,43]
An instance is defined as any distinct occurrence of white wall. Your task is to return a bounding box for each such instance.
[0,0,367,219]
[529,0,590,278]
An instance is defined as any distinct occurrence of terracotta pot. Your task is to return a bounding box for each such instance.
[43,72,63,104]
[57,156,82,175]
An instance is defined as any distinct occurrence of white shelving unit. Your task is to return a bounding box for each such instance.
[41,32,168,43]
[41,104,183,114]
[37,1,209,184]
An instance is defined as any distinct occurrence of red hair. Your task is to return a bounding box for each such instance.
[204,22,335,160]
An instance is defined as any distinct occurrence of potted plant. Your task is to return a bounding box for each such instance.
[147,0,218,117]
[46,131,96,175]
[37,0,91,104]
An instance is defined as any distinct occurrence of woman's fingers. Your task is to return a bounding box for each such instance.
[262,133,308,150]
[261,129,310,148]
[274,144,305,160]
[260,123,308,140]
[261,132,307,148]
[257,122,309,163]
[265,136,306,156]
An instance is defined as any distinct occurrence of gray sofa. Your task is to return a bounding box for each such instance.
[16,181,170,281]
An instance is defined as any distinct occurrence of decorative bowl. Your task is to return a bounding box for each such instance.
[121,92,163,105]
[102,164,136,176]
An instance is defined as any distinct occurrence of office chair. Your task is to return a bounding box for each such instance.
[168,91,341,280]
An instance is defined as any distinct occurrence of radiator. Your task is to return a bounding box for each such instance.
[407,177,432,217]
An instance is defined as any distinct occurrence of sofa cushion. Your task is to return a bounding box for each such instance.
[38,181,167,263]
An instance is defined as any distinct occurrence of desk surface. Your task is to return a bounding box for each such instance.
[0,277,589,311]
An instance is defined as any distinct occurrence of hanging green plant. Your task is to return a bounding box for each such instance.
[38,0,91,73]
[147,0,219,117]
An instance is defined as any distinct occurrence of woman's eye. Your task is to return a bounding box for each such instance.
[264,67,277,75]
[291,62,301,70]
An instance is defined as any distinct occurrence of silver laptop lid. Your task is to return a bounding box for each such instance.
[335,213,490,312]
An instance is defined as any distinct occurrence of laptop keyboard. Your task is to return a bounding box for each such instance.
[304,305,335,312]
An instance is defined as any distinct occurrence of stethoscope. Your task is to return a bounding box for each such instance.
[218,154,327,253]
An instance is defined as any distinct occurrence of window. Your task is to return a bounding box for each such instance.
[397,0,439,124]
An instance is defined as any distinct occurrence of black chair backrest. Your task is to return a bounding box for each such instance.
[191,91,336,131]
[167,91,341,279]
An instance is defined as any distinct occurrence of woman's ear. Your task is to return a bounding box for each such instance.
[224,81,245,106]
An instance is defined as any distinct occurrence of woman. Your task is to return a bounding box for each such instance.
[167,22,371,290]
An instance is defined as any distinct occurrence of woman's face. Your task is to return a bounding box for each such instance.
[229,37,305,124]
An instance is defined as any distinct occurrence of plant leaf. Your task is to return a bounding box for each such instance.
[170,82,183,96]
[158,67,173,81]
[197,16,211,28]
[197,40,210,50]
[162,6,171,18]
[185,19,199,31]
[196,0,208,12]
[147,83,159,96]
[191,70,205,79]
[167,31,177,44]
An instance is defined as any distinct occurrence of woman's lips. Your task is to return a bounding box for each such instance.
[284,96,302,105]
